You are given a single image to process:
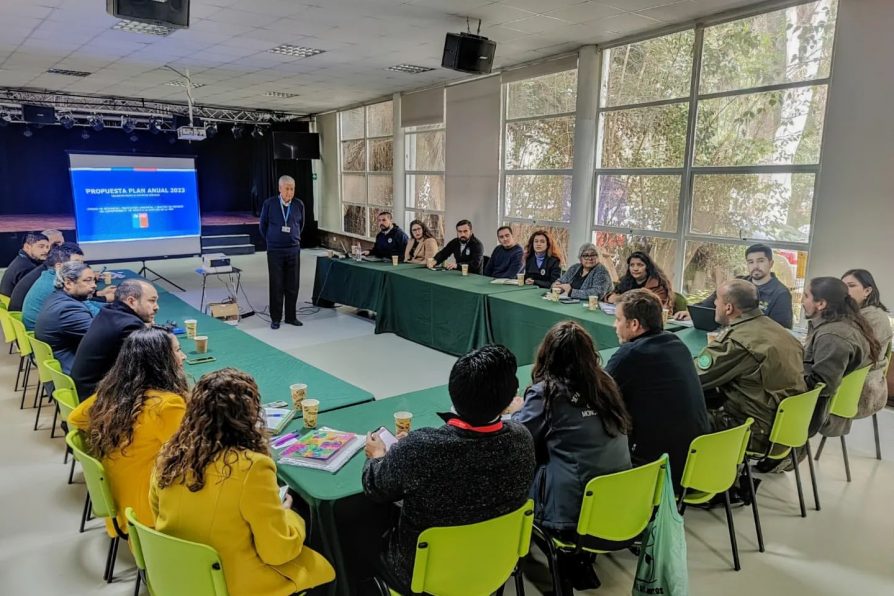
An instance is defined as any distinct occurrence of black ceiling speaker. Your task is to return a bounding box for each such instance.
[442,32,496,75]
[106,0,190,28]
[22,104,57,125]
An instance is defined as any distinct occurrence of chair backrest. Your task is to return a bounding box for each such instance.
[680,420,753,495]
[125,507,229,596]
[53,388,79,423]
[64,430,117,521]
[767,385,824,449]
[409,499,534,596]
[576,454,666,543]
[0,293,9,308]
[8,315,32,357]
[0,308,15,345]
[45,361,78,399]
[28,337,56,384]
[828,366,872,419]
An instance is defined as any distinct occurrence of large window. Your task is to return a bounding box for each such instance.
[339,101,394,238]
[501,69,577,255]
[594,0,837,309]
[405,123,446,244]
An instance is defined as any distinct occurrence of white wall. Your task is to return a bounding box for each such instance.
[808,0,894,299]
[444,76,502,251]
[316,112,340,232]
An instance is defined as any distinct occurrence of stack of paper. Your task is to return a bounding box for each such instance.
[277,427,365,473]
[264,407,296,434]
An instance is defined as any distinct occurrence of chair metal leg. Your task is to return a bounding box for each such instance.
[80,493,91,533]
[133,571,142,596]
[105,536,120,583]
[21,358,32,400]
[840,436,851,482]
[50,403,59,438]
[32,379,41,408]
[68,456,76,485]
[514,563,526,596]
[790,448,807,518]
[63,444,69,464]
[815,436,827,460]
[804,441,821,511]
[16,357,26,405]
[722,491,741,571]
[742,463,764,552]
[872,414,882,460]
[33,391,44,431]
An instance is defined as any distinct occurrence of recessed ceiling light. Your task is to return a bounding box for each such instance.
[387,64,435,74]
[267,44,325,58]
[264,91,299,98]
[46,68,92,77]
[165,80,206,89]
[113,20,174,37]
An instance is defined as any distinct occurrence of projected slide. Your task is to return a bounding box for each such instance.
[68,153,202,262]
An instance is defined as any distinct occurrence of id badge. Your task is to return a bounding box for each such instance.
[281,225,291,233]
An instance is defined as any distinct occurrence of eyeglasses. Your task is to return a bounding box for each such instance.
[580,253,598,258]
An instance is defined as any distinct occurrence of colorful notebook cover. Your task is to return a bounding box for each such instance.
[281,429,356,461]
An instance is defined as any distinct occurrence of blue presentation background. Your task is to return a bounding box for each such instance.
[70,168,201,242]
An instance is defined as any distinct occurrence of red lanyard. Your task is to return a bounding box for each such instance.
[447,418,503,433]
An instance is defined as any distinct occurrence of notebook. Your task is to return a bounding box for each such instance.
[278,427,365,473]
[281,429,356,461]
[264,407,297,434]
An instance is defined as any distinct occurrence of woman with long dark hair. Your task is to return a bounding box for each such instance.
[607,251,675,309]
[69,326,188,534]
[802,277,882,436]
[521,230,564,288]
[512,321,631,590]
[819,270,893,434]
[403,219,440,264]
[151,368,334,596]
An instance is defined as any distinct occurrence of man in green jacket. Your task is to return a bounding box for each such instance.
[695,279,806,453]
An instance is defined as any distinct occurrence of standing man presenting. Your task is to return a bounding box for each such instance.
[259,175,304,330]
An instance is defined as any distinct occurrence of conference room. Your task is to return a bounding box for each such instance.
[1,0,892,595]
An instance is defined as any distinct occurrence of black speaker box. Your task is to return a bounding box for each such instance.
[22,104,57,125]
[442,33,496,74]
[106,0,190,28]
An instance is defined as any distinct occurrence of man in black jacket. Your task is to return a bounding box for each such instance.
[430,219,484,274]
[0,232,50,297]
[259,175,305,330]
[34,261,97,373]
[605,289,710,490]
[70,279,157,399]
[363,212,408,261]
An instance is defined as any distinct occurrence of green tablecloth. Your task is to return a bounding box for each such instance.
[488,291,622,365]
[155,290,374,413]
[376,268,539,356]
[311,256,399,311]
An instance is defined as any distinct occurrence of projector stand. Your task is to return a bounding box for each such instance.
[139,261,185,292]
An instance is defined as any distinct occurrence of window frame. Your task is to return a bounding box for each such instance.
[404,122,447,244]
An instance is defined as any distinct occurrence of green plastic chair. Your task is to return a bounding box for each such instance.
[28,337,57,429]
[679,419,755,571]
[874,347,894,460]
[126,507,229,596]
[532,455,666,595]
[814,366,872,482]
[0,306,16,354]
[746,385,824,518]
[65,429,127,583]
[0,293,9,308]
[45,361,79,438]
[379,499,534,596]
[8,314,34,403]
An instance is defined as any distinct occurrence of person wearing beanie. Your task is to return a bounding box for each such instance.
[361,345,536,594]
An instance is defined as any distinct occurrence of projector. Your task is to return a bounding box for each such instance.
[201,253,232,273]
[177,125,206,141]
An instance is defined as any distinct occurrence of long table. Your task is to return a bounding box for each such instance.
[311,257,392,312]
[148,278,375,414]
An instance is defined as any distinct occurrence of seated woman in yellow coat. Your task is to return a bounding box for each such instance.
[151,368,335,596]
[69,326,188,535]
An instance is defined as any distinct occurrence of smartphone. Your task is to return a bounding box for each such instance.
[375,426,399,450]
[279,485,289,502]
[186,356,217,365]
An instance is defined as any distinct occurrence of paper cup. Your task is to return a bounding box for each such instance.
[662,308,670,324]
[706,331,720,344]
[327,249,335,258]
[102,271,113,285]
[184,319,197,339]
[588,296,598,311]
[516,273,525,285]
[461,263,469,276]
[302,399,320,428]
[394,411,413,435]
[391,255,399,266]
[194,336,208,354]
[290,383,307,408]
[426,257,435,268]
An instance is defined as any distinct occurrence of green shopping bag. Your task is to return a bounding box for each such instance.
[632,460,689,596]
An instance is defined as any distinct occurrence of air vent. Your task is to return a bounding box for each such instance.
[113,20,174,37]
[165,80,206,88]
[264,91,299,98]
[268,44,325,58]
[387,64,435,74]
[46,68,92,77]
